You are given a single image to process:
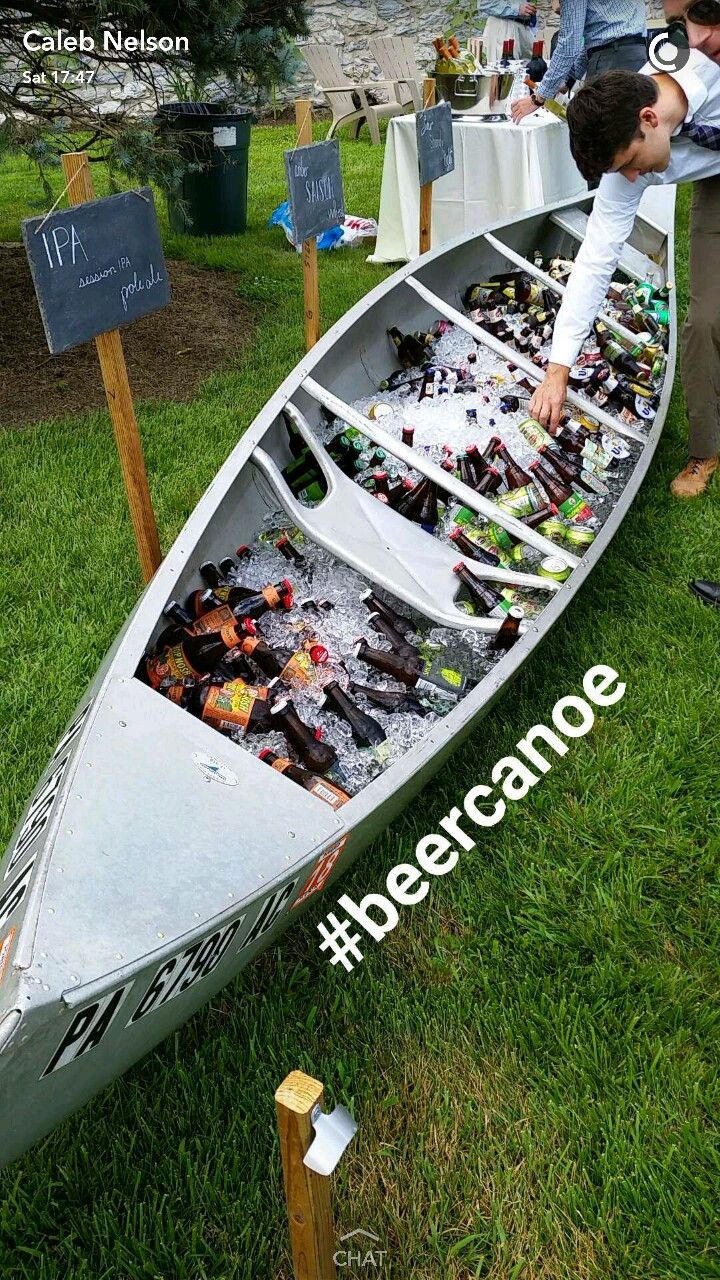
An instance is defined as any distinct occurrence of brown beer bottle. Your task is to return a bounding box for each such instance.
[453,562,504,616]
[448,527,501,566]
[538,446,593,493]
[275,536,305,566]
[401,425,415,448]
[368,611,421,661]
[418,480,440,533]
[145,620,256,689]
[353,639,464,700]
[320,681,387,750]
[349,681,429,716]
[493,441,533,489]
[490,605,524,651]
[528,457,573,507]
[361,590,416,637]
[258,748,350,808]
[186,677,274,736]
[240,636,328,686]
[269,699,337,773]
[475,464,503,497]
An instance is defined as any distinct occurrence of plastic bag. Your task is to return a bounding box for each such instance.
[269,201,378,251]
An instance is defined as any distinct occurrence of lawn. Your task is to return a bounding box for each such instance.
[1,126,719,1280]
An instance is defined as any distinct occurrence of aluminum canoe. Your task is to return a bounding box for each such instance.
[0,188,676,1168]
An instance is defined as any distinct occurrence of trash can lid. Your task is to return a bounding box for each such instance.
[157,101,254,124]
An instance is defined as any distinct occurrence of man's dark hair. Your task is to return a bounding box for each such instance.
[566,72,659,183]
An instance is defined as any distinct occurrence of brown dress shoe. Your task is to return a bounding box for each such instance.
[670,456,719,498]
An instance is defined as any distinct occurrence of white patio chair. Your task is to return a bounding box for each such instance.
[367,36,424,112]
[298,41,405,145]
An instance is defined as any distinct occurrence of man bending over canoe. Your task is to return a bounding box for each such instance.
[529,49,720,498]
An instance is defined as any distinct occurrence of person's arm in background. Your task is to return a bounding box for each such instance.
[534,0,587,100]
[529,170,650,427]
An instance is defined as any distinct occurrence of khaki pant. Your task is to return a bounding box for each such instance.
[681,175,720,459]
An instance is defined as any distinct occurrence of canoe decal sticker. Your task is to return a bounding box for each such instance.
[127,917,246,1027]
[42,984,132,1078]
[237,879,299,949]
[0,862,35,934]
[5,702,91,881]
[0,929,15,987]
[293,839,348,908]
[191,751,240,786]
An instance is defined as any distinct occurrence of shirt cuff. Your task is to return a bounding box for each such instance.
[548,334,578,369]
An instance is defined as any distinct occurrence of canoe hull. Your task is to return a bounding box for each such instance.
[0,188,676,1167]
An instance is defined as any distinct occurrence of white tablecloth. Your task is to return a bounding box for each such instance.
[368,111,588,265]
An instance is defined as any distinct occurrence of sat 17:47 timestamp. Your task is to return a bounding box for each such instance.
[23,68,97,84]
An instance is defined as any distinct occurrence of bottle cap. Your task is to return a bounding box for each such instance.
[452,562,465,574]
[309,644,329,664]
[235,545,252,559]
[375,493,389,503]
[353,639,367,657]
[258,748,276,761]
[270,697,288,716]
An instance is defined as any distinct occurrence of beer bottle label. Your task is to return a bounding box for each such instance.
[558,492,593,523]
[220,623,241,648]
[280,649,315,685]
[146,644,201,689]
[201,680,267,734]
[164,682,188,705]
[191,604,235,635]
[415,677,461,703]
[261,584,282,609]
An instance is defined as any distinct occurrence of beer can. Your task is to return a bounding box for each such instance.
[496,483,542,518]
[538,556,572,582]
[563,525,596,547]
[537,516,566,541]
[518,417,553,449]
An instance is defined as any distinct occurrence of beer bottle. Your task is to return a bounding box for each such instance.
[448,527,501,566]
[362,590,416,637]
[596,329,651,384]
[418,480,440,533]
[465,442,485,484]
[368,611,421,661]
[199,561,226,589]
[372,470,391,498]
[501,273,542,306]
[145,620,254,688]
[234,545,253,563]
[186,676,274,737]
[521,502,560,531]
[162,600,196,635]
[526,40,547,82]
[201,579,294,620]
[219,556,241,579]
[188,594,261,637]
[453,561,505,617]
[275,536,305,566]
[507,37,515,58]
[354,639,464,700]
[388,326,427,369]
[397,476,431,521]
[240,635,328,686]
[493,441,533,489]
[458,454,476,489]
[269,699,337,773]
[320,681,388,751]
[284,412,306,460]
[401,425,415,448]
[258,748,350,808]
[490,605,524,651]
[349,681,429,717]
[387,475,412,508]
[528,459,593,522]
[538,445,595,494]
[475,464,503,496]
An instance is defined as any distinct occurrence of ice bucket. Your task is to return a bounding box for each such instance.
[435,69,515,114]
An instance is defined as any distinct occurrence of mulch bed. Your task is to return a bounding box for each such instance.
[0,243,253,428]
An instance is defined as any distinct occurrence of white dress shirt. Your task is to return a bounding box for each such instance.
[550,50,720,370]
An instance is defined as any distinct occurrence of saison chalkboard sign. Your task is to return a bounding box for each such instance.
[22,188,170,355]
[416,101,455,186]
[284,140,345,246]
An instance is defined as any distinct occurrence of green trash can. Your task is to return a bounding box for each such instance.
[157,102,253,237]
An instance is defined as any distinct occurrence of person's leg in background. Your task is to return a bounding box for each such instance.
[675,175,720,496]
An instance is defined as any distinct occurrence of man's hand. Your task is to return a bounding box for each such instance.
[518,2,537,15]
[529,363,570,430]
[512,96,539,123]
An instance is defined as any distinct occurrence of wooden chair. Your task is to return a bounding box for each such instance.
[298,41,405,145]
[367,36,424,112]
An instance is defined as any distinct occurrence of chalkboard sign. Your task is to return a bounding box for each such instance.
[22,188,170,355]
[416,101,455,186]
[284,140,345,246]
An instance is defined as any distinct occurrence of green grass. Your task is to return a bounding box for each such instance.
[1,131,719,1280]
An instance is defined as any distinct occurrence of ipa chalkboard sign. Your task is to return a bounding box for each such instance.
[22,188,170,355]
[284,140,345,246]
[416,100,455,187]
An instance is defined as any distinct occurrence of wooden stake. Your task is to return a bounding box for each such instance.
[418,77,436,256]
[295,100,321,351]
[61,152,161,583]
[275,1070,336,1280]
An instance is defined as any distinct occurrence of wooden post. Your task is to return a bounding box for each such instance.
[61,152,161,583]
[418,77,436,256]
[295,101,321,352]
[275,1070,336,1280]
